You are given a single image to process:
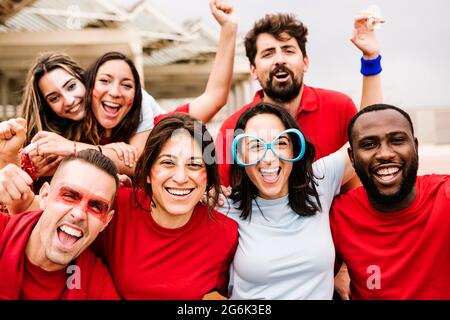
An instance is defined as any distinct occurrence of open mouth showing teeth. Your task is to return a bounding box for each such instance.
[274,72,289,80]
[57,225,83,248]
[374,166,401,182]
[259,167,281,183]
[165,188,194,197]
[67,103,81,114]
[102,101,122,115]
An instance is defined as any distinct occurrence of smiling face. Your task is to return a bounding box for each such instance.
[349,109,419,210]
[38,68,86,121]
[242,113,293,200]
[91,59,136,136]
[148,130,207,228]
[250,32,308,103]
[32,160,116,270]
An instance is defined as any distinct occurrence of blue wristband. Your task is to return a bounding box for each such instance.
[360,54,382,76]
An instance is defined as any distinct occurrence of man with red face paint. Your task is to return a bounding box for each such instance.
[0,149,120,299]
[330,104,450,299]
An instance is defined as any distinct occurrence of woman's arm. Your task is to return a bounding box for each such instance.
[188,0,237,123]
[30,131,138,176]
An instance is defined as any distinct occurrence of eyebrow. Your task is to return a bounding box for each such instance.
[98,73,134,82]
[57,184,111,205]
[158,154,203,161]
[59,186,81,198]
[359,131,409,140]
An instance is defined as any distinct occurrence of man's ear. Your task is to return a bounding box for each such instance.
[303,56,309,73]
[347,147,355,169]
[100,210,114,232]
[38,182,50,210]
[249,63,258,80]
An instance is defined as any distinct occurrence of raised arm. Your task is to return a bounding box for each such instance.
[189,0,237,123]
[351,12,385,108]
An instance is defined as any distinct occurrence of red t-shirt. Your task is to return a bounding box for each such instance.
[216,86,357,186]
[330,175,450,299]
[93,187,238,299]
[0,211,120,300]
[153,103,190,125]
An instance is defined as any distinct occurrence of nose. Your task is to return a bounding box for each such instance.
[62,91,75,106]
[375,141,396,161]
[274,49,287,65]
[261,148,277,164]
[108,82,121,98]
[70,205,88,223]
[172,165,189,184]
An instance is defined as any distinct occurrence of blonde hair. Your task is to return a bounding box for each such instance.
[20,52,85,145]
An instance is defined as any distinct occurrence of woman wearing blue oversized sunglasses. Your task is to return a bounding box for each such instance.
[221,102,355,300]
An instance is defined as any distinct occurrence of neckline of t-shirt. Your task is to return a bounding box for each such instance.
[365,181,421,220]
[145,203,205,236]
[24,254,68,278]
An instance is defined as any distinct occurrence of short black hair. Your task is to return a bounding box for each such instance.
[348,104,415,147]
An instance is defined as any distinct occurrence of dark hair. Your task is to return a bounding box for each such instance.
[80,52,142,144]
[20,52,85,145]
[56,149,119,201]
[245,13,308,66]
[229,102,321,220]
[348,104,415,147]
[132,113,221,215]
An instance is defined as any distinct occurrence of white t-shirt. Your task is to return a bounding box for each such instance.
[220,151,345,300]
[135,89,167,133]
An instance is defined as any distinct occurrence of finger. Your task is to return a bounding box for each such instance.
[340,292,350,300]
[131,147,138,166]
[3,180,22,201]
[0,185,13,205]
[124,148,131,167]
[16,168,33,186]
[116,146,124,161]
[0,124,13,140]
[9,119,27,135]
[11,173,32,196]
[15,117,27,127]
[31,131,48,143]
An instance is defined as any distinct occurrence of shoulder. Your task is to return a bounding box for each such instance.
[417,174,450,196]
[308,86,356,112]
[418,174,450,185]
[313,151,345,177]
[115,187,149,219]
[219,103,253,133]
[77,249,120,299]
[332,186,367,211]
[310,86,353,102]
[198,205,238,235]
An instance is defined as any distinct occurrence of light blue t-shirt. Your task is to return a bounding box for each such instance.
[136,89,167,133]
[220,151,345,300]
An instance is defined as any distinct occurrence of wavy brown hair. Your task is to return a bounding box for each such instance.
[245,13,308,66]
[132,113,221,216]
[20,52,84,145]
[80,52,142,144]
[229,103,321,220]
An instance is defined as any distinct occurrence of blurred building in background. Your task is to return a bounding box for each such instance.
[0,0,448,174]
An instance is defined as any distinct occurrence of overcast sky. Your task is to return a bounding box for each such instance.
[150,0,450,110]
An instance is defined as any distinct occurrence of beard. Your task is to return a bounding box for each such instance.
[262,65,302,103]
[354,154,419,206]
